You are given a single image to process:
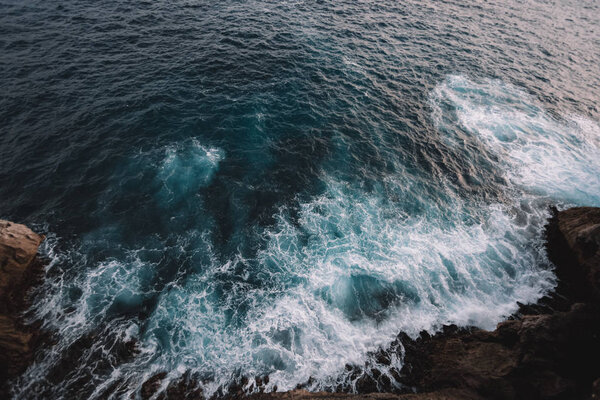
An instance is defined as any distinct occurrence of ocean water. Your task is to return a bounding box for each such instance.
[1,0,599,398]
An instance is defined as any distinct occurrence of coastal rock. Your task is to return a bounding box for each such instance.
[397,302,600,399]
[0,220,44,396]
[393,206,600,400]
[0,220,44,311]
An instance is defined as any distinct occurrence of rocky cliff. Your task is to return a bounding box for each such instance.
[0,220,44,398]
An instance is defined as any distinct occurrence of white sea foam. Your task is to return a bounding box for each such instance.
[244,178,554,391]
[430,75,600,206]
[157,139,224,205]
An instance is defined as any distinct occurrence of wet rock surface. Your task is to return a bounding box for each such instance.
[0,220,44,398]
[140,371,203,400]
[396,303,600,399]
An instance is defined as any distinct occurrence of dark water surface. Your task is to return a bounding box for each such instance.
[1,0,599,398]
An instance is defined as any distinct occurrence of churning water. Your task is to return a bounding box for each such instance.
[1,0,599,398]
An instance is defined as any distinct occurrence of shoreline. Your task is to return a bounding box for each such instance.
[1,207,599,399]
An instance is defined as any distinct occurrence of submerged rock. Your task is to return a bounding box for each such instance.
[0,220,44,397]
[140,371,204,400]
[142,372,168,399]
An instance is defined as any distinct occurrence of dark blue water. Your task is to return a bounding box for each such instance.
[1,0,599,398]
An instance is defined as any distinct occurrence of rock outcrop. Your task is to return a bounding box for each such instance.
[391,207,600,400]
[395,302,600,399]
[0,220,44,397]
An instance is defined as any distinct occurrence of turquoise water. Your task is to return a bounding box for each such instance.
[1,0,599,398]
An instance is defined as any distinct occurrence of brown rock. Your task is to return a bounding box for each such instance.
[0,220,44,396]
[0,220,44,310]
[396,303,600,399]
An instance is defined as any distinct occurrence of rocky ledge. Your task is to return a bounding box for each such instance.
[0,220,45,398]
